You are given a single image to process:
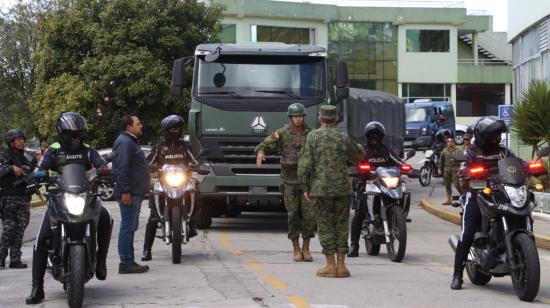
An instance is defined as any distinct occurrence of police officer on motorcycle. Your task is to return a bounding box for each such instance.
[26,112,113,305]
[0,129,37,269]
[451,116,512,290]
[348,121,403,257]
[141,114,194,261]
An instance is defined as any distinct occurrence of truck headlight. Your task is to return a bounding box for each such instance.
[420,127,428,135]
[64,193,86,216]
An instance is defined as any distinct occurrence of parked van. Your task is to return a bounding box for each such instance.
[404,101,455,149]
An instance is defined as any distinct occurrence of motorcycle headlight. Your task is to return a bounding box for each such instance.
[64,193,86,216]
[504,185,527,208]
[164,172,186,188]
[382,177,399,189]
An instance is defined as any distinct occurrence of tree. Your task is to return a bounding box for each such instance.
[32,0,223,147]
[511,80,550,156]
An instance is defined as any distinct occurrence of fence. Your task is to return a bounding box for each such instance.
[533,192,550,214]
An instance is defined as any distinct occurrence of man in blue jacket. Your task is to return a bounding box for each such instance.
[112,115,150,274]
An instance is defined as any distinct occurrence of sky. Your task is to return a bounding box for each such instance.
[0,0,509,32]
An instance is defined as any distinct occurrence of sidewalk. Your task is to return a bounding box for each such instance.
[420,183,550,250]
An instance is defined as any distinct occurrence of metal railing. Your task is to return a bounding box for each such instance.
[533,192,550,214]
[457,58,512,66]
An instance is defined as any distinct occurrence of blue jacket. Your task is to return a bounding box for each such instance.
[112,132,150,196]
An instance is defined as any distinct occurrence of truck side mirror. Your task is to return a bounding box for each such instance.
[335,61,349,102]
[171,57,193,98]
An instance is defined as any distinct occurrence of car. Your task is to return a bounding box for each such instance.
[454,124,470,145]
[404,101,455,150]
[92,146,152,201]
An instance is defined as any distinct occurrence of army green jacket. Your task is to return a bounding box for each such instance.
[439,146,463,172]
[298,124,365,197]
[255,123,311,184]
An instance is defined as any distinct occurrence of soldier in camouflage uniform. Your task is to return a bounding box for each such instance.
[0,129,36,269]
[255,103,315,262]
[439,136,463,205]
[298,105,365,278]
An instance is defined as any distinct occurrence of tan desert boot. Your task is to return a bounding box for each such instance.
[302,238,313,262]
[292,238,303,262]
[316,253,337,278]
[336,253,351,278]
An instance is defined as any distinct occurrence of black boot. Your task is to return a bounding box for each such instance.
[0,257,5,268]
[26,248,47,305]
[451,241,468,290]
[142,220,156,261]
[347,243,359,257]
[95,219,113,281]
[9,261,27,268]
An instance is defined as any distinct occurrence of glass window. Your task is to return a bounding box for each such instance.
[406,30,450,52]
[256,26,312,45]
[328,22,398,94]
[196,56,325,99]
[402,83,451,103]
[405,106,430,122]
[219,24,236,43]
[456,84,505,117]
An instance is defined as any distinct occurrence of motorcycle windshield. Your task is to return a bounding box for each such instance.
[497,157,526,185]
[60,164,89,194]
[376,167,400,178]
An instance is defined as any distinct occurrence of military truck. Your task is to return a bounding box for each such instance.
[171,43,349,228]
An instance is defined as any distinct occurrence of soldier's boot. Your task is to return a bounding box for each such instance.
[451,241,468,290]
[141,220,156,261]
[9,261,27,268]
[336,253,351,278]
[301,238,313,262]
[26,249,47,305]
[96,221,113,281]
[347,242,359,257]
[316,253,337,278]
[442,194,452,205]
[292,238,303,262]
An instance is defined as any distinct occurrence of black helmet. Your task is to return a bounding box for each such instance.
[473,116,507,148]
[435,129,453,142]
[4,129,26,146]
[364,121,385,146]
[56,112,87,150]
[161,115,185,140]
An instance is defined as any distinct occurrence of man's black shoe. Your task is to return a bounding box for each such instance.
[450,273,463,290]
[0,258,5,268]
[347,243,359,257]
[9,261,27,269]
[96,258,107,280]
[25,287,44,305]
[118,262,149,274]
[141,250,152,261]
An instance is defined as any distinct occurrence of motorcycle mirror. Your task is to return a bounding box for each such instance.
[197,165,211,176]
[451,153,467,162]
[537,147,550,158]
[104,151,119,163]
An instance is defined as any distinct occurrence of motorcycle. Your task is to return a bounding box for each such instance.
[23,151,117,308]
[352,150,418,262]
[418,149,442,186]
[149,151,210,264]
[448,152,546,302]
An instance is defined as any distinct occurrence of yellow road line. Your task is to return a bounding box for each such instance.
[262,275,287,289]
[219,239,231,247]
[287,296,310,308]
[231,249,242,254]
[539,297,550,305]
[245,259,264,271]
[218,231,230,238]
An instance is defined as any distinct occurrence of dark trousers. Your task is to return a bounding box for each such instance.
[0,195,31,263]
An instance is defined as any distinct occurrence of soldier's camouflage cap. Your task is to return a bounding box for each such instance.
[319,105,337,120]
[463,134,472,140]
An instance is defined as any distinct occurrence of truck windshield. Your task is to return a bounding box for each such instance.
[406,107,430,122]
[197,56,325,99]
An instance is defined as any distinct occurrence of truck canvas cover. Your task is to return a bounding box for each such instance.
[346,88,405,156]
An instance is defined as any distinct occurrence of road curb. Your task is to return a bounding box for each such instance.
[420,198,550,251]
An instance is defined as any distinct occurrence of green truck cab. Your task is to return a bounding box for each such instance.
[171,43,349,228]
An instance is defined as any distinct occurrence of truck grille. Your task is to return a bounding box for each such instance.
[405,129,419,137]
[219,141,280,165]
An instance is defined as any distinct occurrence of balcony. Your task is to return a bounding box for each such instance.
[457,59,512,84]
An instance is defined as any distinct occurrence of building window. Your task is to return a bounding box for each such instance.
[456,84,505,117]
[219,24,236,43]
[251,25,314,45]
[401,83,451,103]
[328,22,398,94]
[406,30,450,52]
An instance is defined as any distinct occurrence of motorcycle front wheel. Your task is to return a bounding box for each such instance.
[171,206,182,264]
[67,245,86,308]
[511,233,540,302]
[419,166,432,186]
[386,206,407,262]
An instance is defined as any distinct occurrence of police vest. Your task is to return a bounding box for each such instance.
[49,142,92,172]
[156,142,189,166]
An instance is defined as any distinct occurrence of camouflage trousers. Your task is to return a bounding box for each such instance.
[313,196,350,255]
[0,195,31,263]
[444,170,462,195]
[283,184,316,240]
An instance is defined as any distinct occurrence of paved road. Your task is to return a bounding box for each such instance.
[2,156,550,307]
